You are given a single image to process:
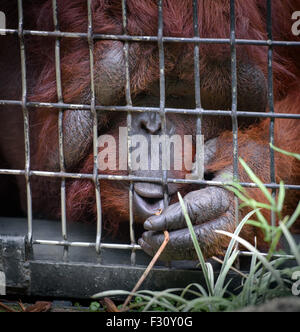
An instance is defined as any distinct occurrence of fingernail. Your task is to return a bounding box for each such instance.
[144,219,153,230]
[144,215,165,231]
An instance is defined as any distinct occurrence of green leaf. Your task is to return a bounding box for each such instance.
[223,209,259,267]
[246,220,268,229]
[245,245,259,306]
[214,249,239,297]
[270,144,300,161]
[206,263,215,294]
[89,301,101,312]
[178,193,214,296]
[180,283,208,298]
[214,209,257,297]
[254,210,272,242]
[92,290,131,299]
[277,181,286,213]
[286,202,300,229]
[279,222,300,265]
[226,185,250,203]
[240,201,273,211]
[215,230,283,286]
[239,158,276,207]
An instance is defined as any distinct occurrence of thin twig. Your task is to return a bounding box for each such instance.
[0,301,17,312]
[212,256,248,279]
[121,230,170,311]
[102,297,120,312]
[18,300,26,312]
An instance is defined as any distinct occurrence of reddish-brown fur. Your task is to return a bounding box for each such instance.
[0,0,299,252]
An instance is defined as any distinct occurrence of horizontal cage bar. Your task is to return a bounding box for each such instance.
[1,28,300,47]
[1,100,300,120]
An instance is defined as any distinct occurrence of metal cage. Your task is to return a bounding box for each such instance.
[0,0,299,299]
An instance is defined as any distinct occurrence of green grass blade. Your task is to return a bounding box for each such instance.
[182,296,231,312]
[225,185,251,203]
[254,209,273,242]
[215,230,283,286]
[206,263,215,294]
[214,210,257,297]
[239,158,275,206]
[270,144,300,161]
[92,290,131,299]
[246,220,270,230]
[214,249,239,297]
[180,283,208,298]
[143,291,186,312]
[286,202,300,229]
[245,246,259,306]
[277,181,286,213]
[279,222,300,265]
[222,209,259,269]
[178,193,214,296]
[240,201,272,211]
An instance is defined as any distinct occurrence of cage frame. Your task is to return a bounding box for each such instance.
[0,0,299,298]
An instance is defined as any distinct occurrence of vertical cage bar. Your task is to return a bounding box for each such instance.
[52,0,68,259]
[230,0,241,270]
[193,0,203,179]
[158,0,169,208]
[18,0,33,244]
[230,0,239,183]
[267,0,277,230]
[87,0,103,254]
[122,0,136,266]
[230,0,240,231]
[8,0,297,262]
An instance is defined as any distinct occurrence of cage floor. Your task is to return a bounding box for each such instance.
[0,217,298,299]
[0,217,202,268]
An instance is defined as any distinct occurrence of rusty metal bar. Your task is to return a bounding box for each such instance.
[122,0,137,266]
[17,0,33,245]
[87,0,103,255]
[1,27,300,47]
[52,0,69,260]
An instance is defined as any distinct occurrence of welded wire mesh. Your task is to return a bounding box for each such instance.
[0,0,299,264]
